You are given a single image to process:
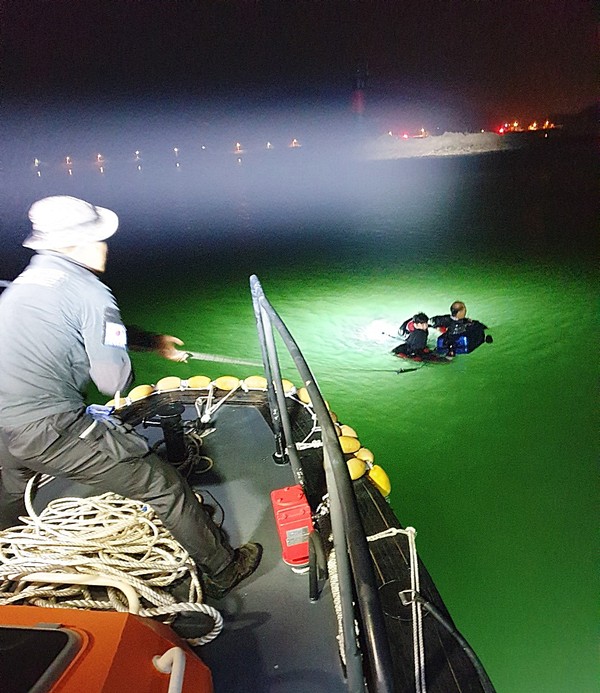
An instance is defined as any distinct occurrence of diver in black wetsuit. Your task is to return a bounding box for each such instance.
[430,301,491,355]
[392,312,431,358]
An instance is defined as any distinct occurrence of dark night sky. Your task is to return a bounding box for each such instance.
[2,0,597,128]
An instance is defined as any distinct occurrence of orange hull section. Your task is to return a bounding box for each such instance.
[0,605,213,693]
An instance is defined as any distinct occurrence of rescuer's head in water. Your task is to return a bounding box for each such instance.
[450,301,467,320]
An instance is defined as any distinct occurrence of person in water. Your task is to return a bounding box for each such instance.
[392,312,431,358]
[0,195,262,599]
[429,301,491,355]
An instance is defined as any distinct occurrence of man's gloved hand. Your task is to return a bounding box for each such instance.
[86,404,116,421]
[85,404,132,432]
[155,335,189,363]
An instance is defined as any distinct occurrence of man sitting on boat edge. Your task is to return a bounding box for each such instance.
[0,195,262,600]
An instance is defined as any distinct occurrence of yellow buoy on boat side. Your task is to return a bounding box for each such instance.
[339,435,361,454]
[329,411,338,424]
[281,379,296,395]
[297,387,310,404]
[128,384,155,401]
[297,386,329,409]
[244,375,268,390]
[368,465,391,497]
[214,375,240,391]
[339,424,358,438]
[347,457,368,480]
[156,376,182,392]
[187,375,212,389]
[356,447,375,464]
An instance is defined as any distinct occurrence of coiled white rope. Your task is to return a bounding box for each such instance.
[368,526,426,693]
[0,479,223,646]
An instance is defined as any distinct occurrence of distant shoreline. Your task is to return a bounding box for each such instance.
[362,129,568,160]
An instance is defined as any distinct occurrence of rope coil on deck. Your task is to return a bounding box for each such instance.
[0,478,222,646]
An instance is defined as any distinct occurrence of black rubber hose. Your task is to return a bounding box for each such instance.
[401,591,496,693]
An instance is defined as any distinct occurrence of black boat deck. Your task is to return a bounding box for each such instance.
[188,404,348,693]
[31,391,493,693]
[35,402,349,693]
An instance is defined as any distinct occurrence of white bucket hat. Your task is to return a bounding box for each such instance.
[23,196,119,250]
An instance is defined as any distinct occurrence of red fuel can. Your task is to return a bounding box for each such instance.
[270,485,314,568]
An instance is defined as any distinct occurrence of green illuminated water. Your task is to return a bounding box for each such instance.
[120,260,596,693]
[2,137,597,692]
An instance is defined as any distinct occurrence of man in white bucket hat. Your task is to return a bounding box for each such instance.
[0,196,262,599]
[23,196,187,361]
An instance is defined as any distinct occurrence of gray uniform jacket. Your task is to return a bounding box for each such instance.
[0,252,132,428]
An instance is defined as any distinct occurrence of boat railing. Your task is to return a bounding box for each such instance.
[250,275,394,693]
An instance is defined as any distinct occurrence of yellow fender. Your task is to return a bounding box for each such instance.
[339,424,357,438]
[187,375,212,389]
[281,379,296,395]
[156,376,182,391]
[338,435,361,454]
[213,375,240,391]
[368,465,391,497]
[244,375,268,390]
[347,457,368,480]
[356,447,375,464]
[297,386,311,404]
[296,387,329,409]
[128,384,155,401]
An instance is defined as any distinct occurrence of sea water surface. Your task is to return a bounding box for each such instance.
[0,128,597,692]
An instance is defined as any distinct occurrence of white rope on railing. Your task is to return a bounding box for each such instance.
[288,394,320,446]
[368,525,427,693]
[327,548,346,665]
[0,482,223,646]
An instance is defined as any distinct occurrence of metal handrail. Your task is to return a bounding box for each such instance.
[250,275,394,693]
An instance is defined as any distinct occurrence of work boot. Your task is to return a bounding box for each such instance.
[203,542,263,600]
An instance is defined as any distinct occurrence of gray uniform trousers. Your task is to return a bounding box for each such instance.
[0,408,233,576]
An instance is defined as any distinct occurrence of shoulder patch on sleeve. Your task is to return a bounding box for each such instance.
[103,308,127,348]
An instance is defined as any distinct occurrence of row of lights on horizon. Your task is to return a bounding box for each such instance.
[386,120,557,139]
[31,139,303,176]
[497,119,557,134]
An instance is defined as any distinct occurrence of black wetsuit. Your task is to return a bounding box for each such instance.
[430,314,488,353]
[392,319,429,357]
